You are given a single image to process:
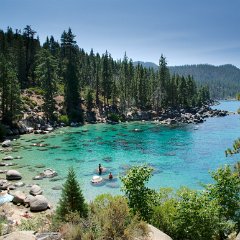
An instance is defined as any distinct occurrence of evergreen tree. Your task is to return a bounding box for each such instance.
[158,55,170,108]
[0,53,22,125]
[61,28,83,122]
[35,49,58,121]
[101,51,113,105]
[56,167,88,220]
[23,25,39,87]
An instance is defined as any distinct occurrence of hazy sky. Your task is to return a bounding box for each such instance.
[1,0,240,67]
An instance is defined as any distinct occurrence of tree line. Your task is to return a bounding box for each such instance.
[0,26,210,125]
[169,64,240,99]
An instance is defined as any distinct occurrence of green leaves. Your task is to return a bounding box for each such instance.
[35,49,58,121]
[206,165,240,230]
[121,165,156,221]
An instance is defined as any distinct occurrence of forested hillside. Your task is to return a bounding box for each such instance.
[134,62,240,99]
[169,64,240,99]
[0,26,210,126]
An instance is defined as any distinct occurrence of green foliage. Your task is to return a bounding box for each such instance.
[122,164,240,239]
[28,87,44,95]
[236,93,240,100]
[0,216,7,236]
[151,188,177,237]
[0,26,212,127]
[173,188,220,240]
[86,89,94,111]
[206,165,240,232]
[56,167,88,221]
[56,194,149,240]
[121,165,156,221]
[169,64,240,99]
[22,95,37,110]
[108,113,124,122]
[0,53,22,125]
[35,49,58,121]
[58,115,69,125]
[18,216,46,231]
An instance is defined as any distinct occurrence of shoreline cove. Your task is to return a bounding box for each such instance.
[0,100,239,207]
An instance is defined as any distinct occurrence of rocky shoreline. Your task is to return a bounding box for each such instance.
[2,102,231,138]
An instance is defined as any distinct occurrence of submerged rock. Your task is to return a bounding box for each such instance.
[3,155,14,161]
[43,169,57,178]
[30,185,43,196]
[14,181,25,187]
[6,170,22,180]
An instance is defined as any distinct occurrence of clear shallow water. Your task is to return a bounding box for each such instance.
[0,101,239,205]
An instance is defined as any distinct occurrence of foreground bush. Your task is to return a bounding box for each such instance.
[121,165,156,221]
[122,164,240,240]
[59,194,149,240]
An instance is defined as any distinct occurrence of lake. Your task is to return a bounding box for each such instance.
[1,101,239,204]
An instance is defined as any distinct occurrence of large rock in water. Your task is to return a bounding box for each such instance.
[42,169,57,178]
[2,156,14,161]
[6,170,22,180]
[29,185,43,196]
[1,140,11,147]
[30,195,49,212]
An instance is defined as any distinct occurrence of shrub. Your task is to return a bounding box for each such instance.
[18,216,46,232]
[58,115,69,125]
[89,194,149,239]
[121,165,156,221]
[151,188,177,237]
[108,113,120,122]
[58,194,149,240]
[28,87,44,95]
[173,188,221,240]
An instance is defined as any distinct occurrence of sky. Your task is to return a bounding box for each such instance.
[1,0,240,67]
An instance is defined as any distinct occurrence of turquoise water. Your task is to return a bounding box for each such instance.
[1,101,239,205]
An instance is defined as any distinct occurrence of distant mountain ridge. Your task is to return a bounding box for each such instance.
[133,62,240,99]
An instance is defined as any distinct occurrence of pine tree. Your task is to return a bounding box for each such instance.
[158,55,170,109]
[0,53,22,125]
[35,49,58,121]
[61,28,83,122]
[56,167,88,220]
[101,51,113,105]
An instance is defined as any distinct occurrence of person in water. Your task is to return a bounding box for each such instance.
[99,164,103,175]
[109,172,113,180]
